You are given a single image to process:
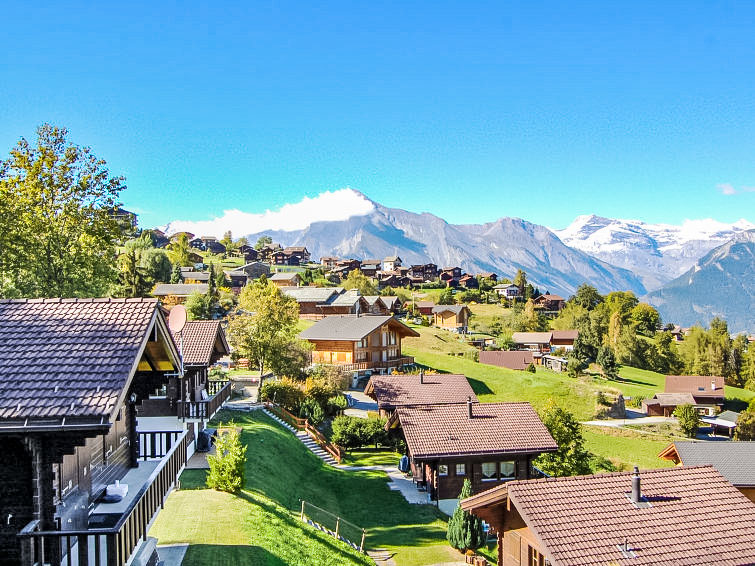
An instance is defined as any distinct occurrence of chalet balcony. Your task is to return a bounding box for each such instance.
[138,379,233,422]
[18,428,194,566]
[314,356,415,373]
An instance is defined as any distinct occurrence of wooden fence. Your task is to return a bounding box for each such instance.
[264,402,344,463]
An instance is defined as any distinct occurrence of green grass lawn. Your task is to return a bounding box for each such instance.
[341,449,402,467]
[583,426,676,471]
[150,410,463,566]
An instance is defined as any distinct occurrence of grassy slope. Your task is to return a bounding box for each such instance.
[150,410,461,566]
[402,325,755,471]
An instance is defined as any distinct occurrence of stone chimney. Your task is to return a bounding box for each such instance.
[467,396,473,419]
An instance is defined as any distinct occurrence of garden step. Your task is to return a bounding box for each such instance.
[262,409,341,467]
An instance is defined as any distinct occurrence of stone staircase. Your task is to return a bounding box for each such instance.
[262,408,339,466]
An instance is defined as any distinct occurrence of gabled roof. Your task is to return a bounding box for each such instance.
[462,466,755,566]
[299,315,419,341]
[512,331,552,344]
[365,374,477,410]
[665,375,725,398]
[493,283,519,290]
[479,350,534,370]
[153,283,208,296]
[551,330,578,341]
[281,286,342,303]
[326,289,364,307]
[179,271,210,281]
[660,441,755,487]
[415,301,435,308]
[431,304,468,314]
[171,320,230,367]
[383,256,402,261]
[270,272,300,281]
[394,402,557,459]
[644,392,696,406]
[535,294,564,301]
[0,298,179,423]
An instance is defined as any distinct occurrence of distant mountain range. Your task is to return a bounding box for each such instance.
[161,189,755,330]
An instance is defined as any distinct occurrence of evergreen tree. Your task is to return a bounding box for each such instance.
[206,426,247,493]
[170,263,182,284]
[447,479,486,554]
[597,345,619,379]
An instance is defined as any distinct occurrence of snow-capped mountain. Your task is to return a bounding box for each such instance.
[553,215,755,291]
[645,230,755,333]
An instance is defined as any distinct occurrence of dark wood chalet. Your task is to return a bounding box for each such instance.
[299,315,419,375]
[388,400,557,514]
[0,298,193,566]
[138,320,231,422]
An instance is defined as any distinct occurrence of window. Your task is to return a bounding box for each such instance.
[455,463,466,476]
[438,464,448,476]
[528,546,545,566]
[499,461,515,479]
[481,462,497,480]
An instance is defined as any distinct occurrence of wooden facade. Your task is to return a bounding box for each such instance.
[309,327,403,367]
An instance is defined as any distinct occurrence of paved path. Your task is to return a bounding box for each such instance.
[583,416,676,427]
[157,544,188,566]
[343,390,378,418]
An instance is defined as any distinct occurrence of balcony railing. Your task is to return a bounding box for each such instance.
[18,426,195,566]
[178,379,232,420]
[314,356,415,373]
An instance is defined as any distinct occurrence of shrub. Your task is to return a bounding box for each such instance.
[331,415,388,449]
[626,394,646,409]
[596,391,611,406]
[326,394,348,416]
[304,378,342,408]
[525,362,536,373]
[299,397,325,426]
[206,426,247,493]
[307,365,349,391]
[674,403,700,438]
[258,379,305,412]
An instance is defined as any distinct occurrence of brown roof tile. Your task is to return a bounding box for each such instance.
[0,298,166,421]
[479,350,534,370]
[466,466,755,566]
[171,320,229,367]
[396,402,557,459]
[665,375,725,398]
[365,374,477,410]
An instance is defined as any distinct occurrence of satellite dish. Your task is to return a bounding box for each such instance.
[168,305,187,334]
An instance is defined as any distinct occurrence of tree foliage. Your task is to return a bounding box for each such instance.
[227,280,300,377]
[206,426,247,493]
[674,404,700,438]
[343,269,378,296]
[0,124,124,297]
[535,400,592,476]
[437,287,455,305]
[447,479,486,553]
[596,345,618,379]
[734,410,755,441]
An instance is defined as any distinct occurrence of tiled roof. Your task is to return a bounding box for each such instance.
[479,350,534,370]
[512,332,552,344]
[551,330,579,341]
[327,289,363,307]
[431,304,467,314]
[415,301,435,308]
[670,441,755,487]
[665,375,725,397]
[365,374,477,410]
[466,466,755,566]
[152,283,208,296]
[171,320,229,366]
[299,315,419,341]
[644,393,696,406]
[0,298,165,421]
[282,287,342,303]
[396,402,557,459]
[179,271,210,281]
[270,272,299,281]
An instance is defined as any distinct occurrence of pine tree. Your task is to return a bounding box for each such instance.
[447,479,486,554]
[170,263,182,284]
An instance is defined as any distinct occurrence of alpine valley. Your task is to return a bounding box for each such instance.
[162,189,755,332]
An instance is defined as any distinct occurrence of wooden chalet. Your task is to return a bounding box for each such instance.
[494,283,520,299]
[283,246,311,263]
[299,315,418,375]
[152,283,209,306]
[440,267,462,287]
[0,298,194,566]
[414,301,435,316]
[320,256,340,269]
[388,400,557,514]
[364,372,477,418]
[408,263,439,282]
[479,350,534,371]
[533,294,565,312]
[550,330,578,350]
[257,243,283,262]
[643,375,725,416]
[382,256,402,271]
[138,320,232,422]
[458,274,478,289]
[511,332,552,354]
[461,466,755,566]
[178,269,210,284]
[363,296,391,315]
[281,287,344,319]
[659,441,755,502]
[432,304,471,332]
[270,272,301,287]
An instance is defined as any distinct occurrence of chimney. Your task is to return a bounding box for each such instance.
[631,466,641,503]
[419,370,424,384]
[711,379,717,391]
[467,396,473,419]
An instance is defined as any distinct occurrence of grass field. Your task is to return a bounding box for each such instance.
[341,449,402,467]
[150,410,464,566]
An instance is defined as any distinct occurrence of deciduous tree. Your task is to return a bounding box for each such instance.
[535,400,592,476]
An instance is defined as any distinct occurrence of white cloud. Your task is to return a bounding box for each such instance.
[717,183,737,195]
[162,188,375,237]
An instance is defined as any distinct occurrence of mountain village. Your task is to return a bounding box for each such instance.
[2,151,755,566]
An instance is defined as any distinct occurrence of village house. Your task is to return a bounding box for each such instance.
[461,465,755,566]
[272,250,300,266]
[458,274,479,289]
[152,283,209,306]
[378,273,411,288]
[414,300,436,316]
[550,329,578,351]
[318,290,370,316]
[479,350,535,371]
[299,314,418,376]
[409,263,439,282]
[359,259,383,277]
[659,441,755,502]
[533,293,565,312]
[178,269,210,284]
[138,319,231,424]
[363,296,392,315]
[364,372,477,418]
[440,267,463,287]
[432,304,471,333]
[380,296,402,313]
[320,256,340,269]
[382,256,402,271]
[235,244,258,262]
[388,399,557,514]
[511,332,552,354]
[257,242,283,262]
[493,283,520,300]
[270,271,302,287]
[283,246,311,263]
[477,272,498,282]
[643,375,725,416]
[189,236,226,255]
[236,261,271,280]
[702,410,741,437]
[0,298,194,566]
[281,287,344,319]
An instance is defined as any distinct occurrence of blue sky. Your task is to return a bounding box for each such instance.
[1,1,754,230]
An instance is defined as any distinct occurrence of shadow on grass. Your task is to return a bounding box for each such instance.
[181,544,287,566]
[467,377,493,395]
[724,398,749,412]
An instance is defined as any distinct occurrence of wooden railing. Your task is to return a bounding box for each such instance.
[318,356,415,373]
[264,402,343,463]
[18,427,194,566]
[138,430,185,461]
[178,379,232,420]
